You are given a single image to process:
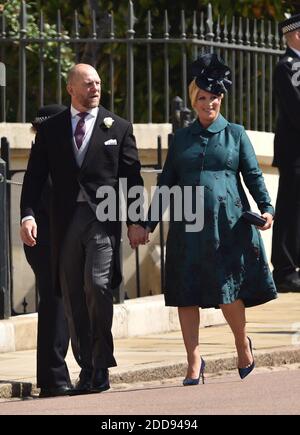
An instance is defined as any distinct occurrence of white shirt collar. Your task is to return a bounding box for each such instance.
[290,47,300,58]
[70,105,98,118]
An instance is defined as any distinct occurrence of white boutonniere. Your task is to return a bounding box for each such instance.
[103,117,114,129]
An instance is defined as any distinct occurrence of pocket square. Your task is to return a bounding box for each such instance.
[104,139,118,146]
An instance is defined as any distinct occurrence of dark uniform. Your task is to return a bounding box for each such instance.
[271,15,300,292]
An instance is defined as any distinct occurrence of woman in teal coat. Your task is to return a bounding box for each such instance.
[145,53,277,385]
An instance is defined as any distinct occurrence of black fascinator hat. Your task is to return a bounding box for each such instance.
[189,53,232,95]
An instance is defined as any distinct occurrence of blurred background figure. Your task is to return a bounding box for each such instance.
[24,104,72,398]
[272,14,300,293]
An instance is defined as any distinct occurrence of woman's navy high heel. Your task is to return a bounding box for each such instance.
[183,357,206,386]
[238,337,255,379]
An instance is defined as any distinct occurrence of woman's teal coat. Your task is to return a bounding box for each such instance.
[148,115,277,308]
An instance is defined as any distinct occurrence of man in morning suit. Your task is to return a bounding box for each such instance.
[271,14,300,292]
[20,63,146,395]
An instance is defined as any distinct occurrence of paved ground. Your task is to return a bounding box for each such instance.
[0,365,299,415]
[0,293,300,399]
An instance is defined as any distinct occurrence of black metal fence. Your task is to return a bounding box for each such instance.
[0,0,287,316]
[0,1,284,130]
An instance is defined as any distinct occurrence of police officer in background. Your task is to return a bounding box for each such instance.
[24,104,72,397]
[272,14,300,292]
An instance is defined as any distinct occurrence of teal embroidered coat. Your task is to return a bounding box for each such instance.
[148,115,277,308]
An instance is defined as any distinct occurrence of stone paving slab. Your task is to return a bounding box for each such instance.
[0,293,299,398]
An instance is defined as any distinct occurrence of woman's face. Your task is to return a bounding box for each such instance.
[194,88,223,127]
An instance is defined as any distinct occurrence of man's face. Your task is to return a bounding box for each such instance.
[285,30,300,50]
[67,66,101,111]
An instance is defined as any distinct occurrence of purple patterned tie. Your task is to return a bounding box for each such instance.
[74,112,88,149]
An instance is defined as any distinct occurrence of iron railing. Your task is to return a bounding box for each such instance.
[0,2,284,130]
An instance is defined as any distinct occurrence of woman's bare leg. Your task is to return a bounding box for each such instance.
[219,299,253,368]
[178,306,201,378]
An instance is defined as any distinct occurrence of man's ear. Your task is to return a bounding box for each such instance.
[66,83,73,96]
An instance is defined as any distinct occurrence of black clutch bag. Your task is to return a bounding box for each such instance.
[242,211,266,227]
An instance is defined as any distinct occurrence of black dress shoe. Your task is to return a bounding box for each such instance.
[70,369,93,395]
[90,368,110,393]
[39,385,73,398]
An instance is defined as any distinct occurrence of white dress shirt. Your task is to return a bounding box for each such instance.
[22,106,99,223]
[290,46,300,58]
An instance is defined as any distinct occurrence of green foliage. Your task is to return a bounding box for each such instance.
[1,0,74,121]
[0,0,297,122]
[200,0,297,20]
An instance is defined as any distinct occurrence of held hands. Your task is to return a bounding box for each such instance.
[127,225,150,249]
[259,212,273,231]
[20,219,37,246]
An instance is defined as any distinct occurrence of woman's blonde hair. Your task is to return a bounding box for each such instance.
[189,79,200,109]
